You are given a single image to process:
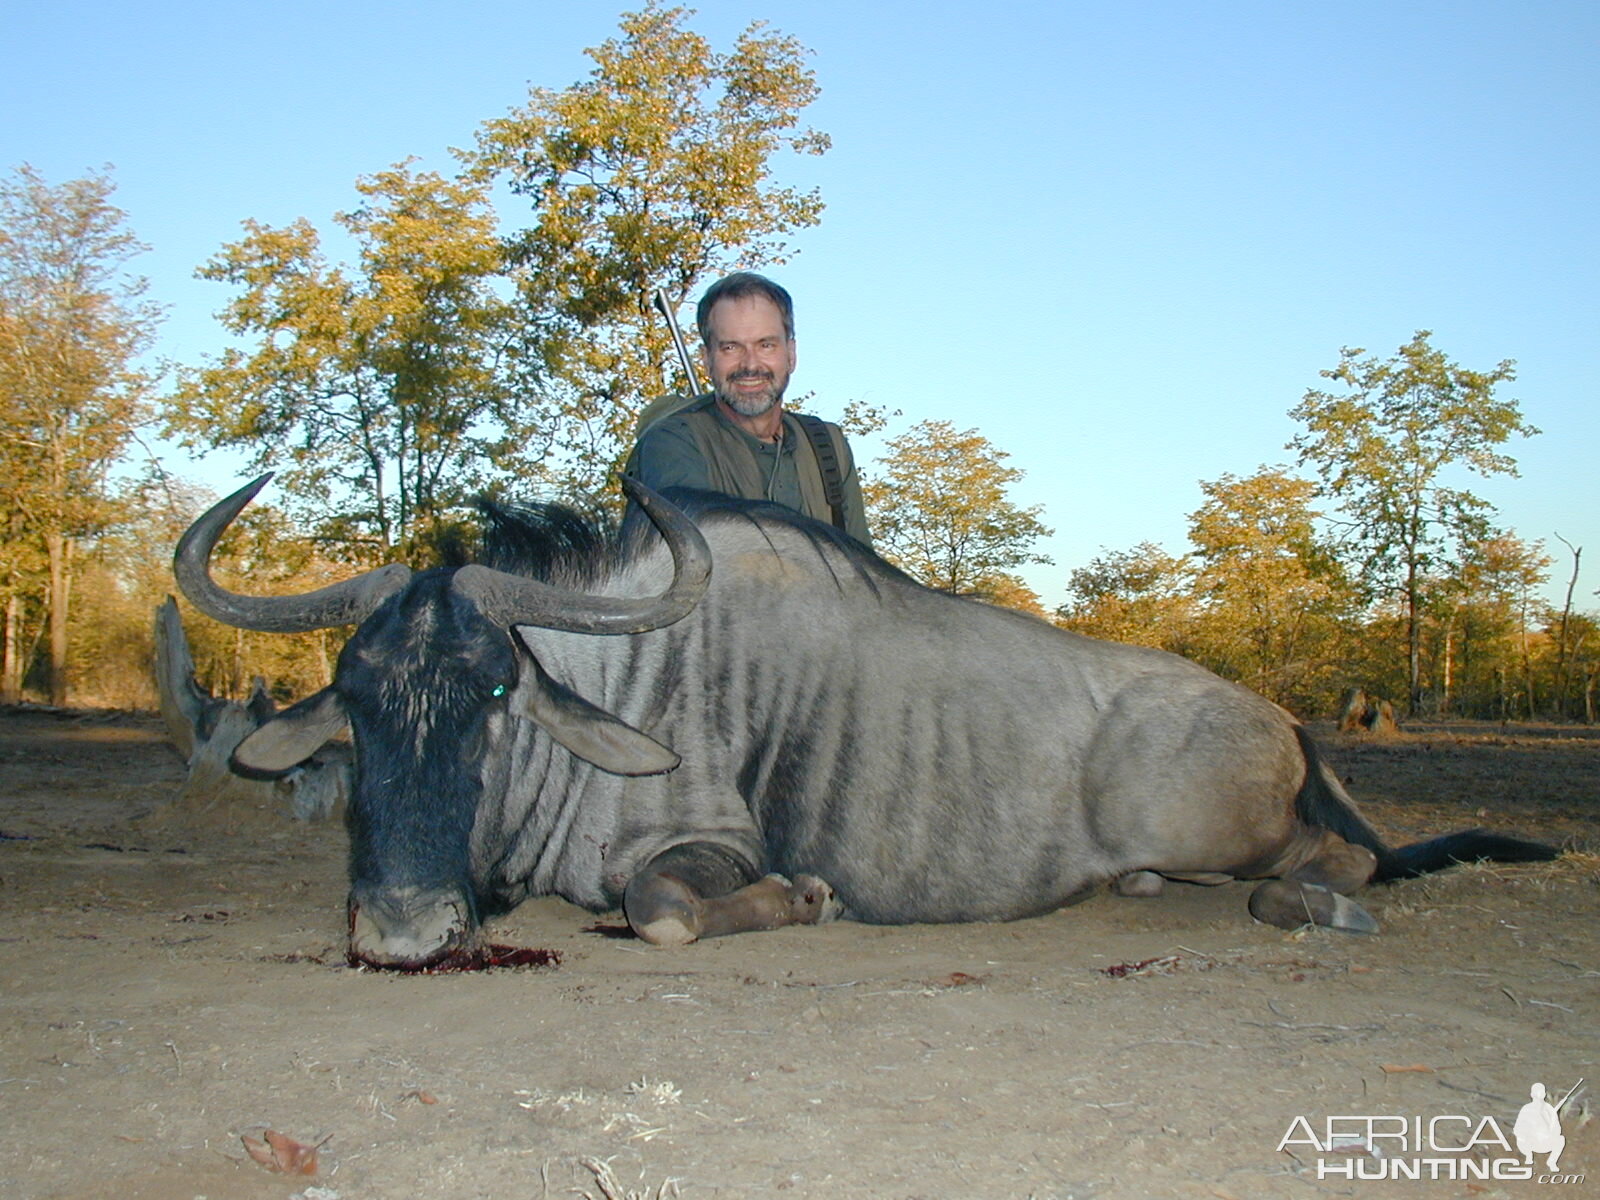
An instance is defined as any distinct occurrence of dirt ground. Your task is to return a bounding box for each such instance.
[0,709,1595,1200]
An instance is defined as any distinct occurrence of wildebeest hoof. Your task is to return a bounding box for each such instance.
[625,873,703,946]
[1116,870,1165,898]
[1248,879,1379,934]
[784,874,843,924]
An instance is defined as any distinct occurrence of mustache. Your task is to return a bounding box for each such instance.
[727,369,775,382]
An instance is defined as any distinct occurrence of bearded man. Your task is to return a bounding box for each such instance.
[627,272,871,546]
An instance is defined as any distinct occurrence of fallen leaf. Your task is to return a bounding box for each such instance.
[241,1136,273,1169]
[241,1129,323,1175]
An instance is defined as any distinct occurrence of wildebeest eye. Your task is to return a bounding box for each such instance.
[491,684,507,698]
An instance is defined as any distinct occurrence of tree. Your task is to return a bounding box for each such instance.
[57,469,344,710]
[0,165,160,704]
[1289,331,1538,714]
[464,2,829,492]
[1444,532,1551,717]
[1056,542,1195,650]
[864,420,1052,603]
[1551,534,1586,717]
[168,163,521,564]
[1185,466,1353,709]
[974,573,1049,618]
[1548,610,1599,723]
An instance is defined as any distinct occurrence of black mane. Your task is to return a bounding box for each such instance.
[478,484,896,596]
[476,498,617,589]
[628,487,903,599]
[623,485,870,560]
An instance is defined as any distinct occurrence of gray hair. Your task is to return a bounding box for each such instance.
[696,272,795,345]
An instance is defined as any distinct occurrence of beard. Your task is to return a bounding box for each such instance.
[715,370,785,418]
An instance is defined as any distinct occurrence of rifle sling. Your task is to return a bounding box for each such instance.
[792,413,847,533]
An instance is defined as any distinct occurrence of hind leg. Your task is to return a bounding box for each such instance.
[1249,832,1379,933]
[624,842,841,947]
[1115,870,1233,897]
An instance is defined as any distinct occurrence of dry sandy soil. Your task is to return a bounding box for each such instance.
[0,709,1595,1200]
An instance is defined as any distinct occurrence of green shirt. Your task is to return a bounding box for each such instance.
[629,397,872,547]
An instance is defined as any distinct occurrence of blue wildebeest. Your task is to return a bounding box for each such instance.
[174,476,1556,968]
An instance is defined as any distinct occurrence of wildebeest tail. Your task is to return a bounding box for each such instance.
[1289,725,1559,883]
[1372,829,1559,881]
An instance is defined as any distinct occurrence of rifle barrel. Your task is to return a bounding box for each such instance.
[652,289,702,396]
[1554,1078,1585,1111]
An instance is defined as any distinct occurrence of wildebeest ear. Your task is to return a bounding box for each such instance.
[233,688,349,775]
[510,659,680,777]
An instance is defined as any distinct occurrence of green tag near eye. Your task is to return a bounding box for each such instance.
[492,685,507,697]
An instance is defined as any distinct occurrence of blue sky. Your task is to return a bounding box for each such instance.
[4,1,1595,611]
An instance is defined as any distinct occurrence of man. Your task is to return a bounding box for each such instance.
[627,272,871,546]
[1513,1082,1567,1171]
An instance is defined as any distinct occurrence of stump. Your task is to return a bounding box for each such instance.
[1335,687,1400,735]
[153,597,347,819]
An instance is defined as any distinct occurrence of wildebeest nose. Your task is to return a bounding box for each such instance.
[347,884,473,970]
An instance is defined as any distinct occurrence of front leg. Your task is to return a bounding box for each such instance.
[624,842,840,946]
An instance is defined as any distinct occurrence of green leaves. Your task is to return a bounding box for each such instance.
[464,2,829,493]
[0,165,164,702]
[167,164,526,565]
[165,5,832,548]
[1288,330,1538,711]
[1184,467,1354,708]
[865,420,1053,602]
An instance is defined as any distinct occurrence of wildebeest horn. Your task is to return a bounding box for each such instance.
[452,476,711,634]
[174,474,414,633]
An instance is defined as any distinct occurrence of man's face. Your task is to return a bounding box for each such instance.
[701,294,797,418]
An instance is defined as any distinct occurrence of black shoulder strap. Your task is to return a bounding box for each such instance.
[792,413,847,532]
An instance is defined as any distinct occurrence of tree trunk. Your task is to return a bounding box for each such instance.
[1554,537,1581,717]
[2,593,18,704]
[1518,595,1537,719]
[230,626,246,698]
[1405,565,1423,716]
[45,532,72,706]
[1440,614,1455,716]
[153,598,347,821]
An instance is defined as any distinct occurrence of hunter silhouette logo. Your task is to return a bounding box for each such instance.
[1515,1080,1579,1172]
[1278,1077,1586,1183]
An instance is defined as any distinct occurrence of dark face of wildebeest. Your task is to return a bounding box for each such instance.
[332,571,519,964]
[173,475,708,967]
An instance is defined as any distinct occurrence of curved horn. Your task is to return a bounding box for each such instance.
[452,476,711,635]
[174,474,413,633]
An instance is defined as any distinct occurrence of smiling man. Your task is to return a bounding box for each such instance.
[627,272,871,546]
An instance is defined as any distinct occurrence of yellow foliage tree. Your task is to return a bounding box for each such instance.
[0,166,160,703]
[465,2,830,493]
[1290,331,1537,713]
[1057,542,1195,650]
[865,420,1052,606]
[167,163,517,565]
[1186,466,1354,710]
[1439,531,1551,717]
